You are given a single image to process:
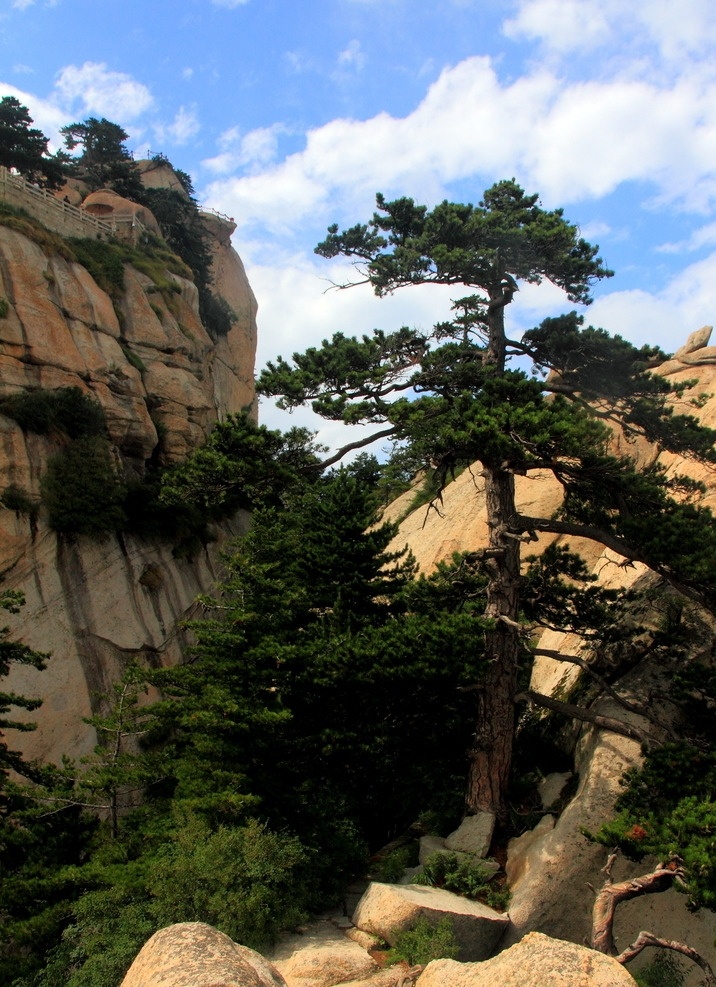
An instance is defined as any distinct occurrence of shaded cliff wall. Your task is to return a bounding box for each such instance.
[0,189,257,763]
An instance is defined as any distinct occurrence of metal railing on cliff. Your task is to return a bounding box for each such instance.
[0,167,148,245]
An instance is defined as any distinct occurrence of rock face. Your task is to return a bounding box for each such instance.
[268,919,378,987]
[352,883,508,962]
[120,922,288,987]
[0,167,256,763]
[415,932,637,987]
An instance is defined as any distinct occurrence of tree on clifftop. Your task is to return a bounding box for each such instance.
[0,97,65,189]
[258,180,716,820]
[61,117,144,200]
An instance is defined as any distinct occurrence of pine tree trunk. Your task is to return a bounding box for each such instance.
[465,286,520,817]
[466,463,521,815]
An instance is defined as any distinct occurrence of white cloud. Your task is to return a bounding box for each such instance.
[203,52,716,245]
[503,0,716,64]
[166,104,200,144]
[211,0,250,7]
[202,123,284,175]
[53,62,154,121]
[503,0,611,55]
[0,82,67,148]
[337,40,365,72]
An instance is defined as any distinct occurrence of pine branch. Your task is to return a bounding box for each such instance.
[514,689,657,747]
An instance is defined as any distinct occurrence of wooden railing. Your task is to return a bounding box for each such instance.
[0,167,147,244]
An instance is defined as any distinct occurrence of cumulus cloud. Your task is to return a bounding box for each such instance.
[53,62,154,121]
[202,124,284,176]
[503,0,716,63]
[203,52,716,248]
[165,105,200,144]
[0,82,67,147]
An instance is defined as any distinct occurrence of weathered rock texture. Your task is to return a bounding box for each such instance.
[415,932,637,987]
[352,883,508,962]
[0,165,256,763]
[268,919,379,987]
[120,922,287,987]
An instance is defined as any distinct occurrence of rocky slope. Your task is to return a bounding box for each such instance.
[0,169,257,763]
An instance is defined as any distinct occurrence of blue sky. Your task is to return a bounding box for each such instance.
[2,0,716,446]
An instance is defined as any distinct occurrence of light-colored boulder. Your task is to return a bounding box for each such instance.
[419,834,446,865]
[505,813,555,888]
[82,188,162,236]
[538,771,572,810]
[268,919,378,987]
[120,922,288,987]
[444,813,495,859]
[352,882,508,962]
[673,324,712,357]
[415,932,637,987]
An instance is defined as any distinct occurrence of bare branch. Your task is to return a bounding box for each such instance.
[592,857,683,955]
[532,648,677,739]
[616,931,716,985]
[515,689,657,747]
[517,513,713,610]
[313,426,398,471]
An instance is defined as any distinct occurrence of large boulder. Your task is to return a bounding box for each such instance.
[267,919,378,987]
[352,883,508,962]
[415,931,637,987]
[120,922,287,987]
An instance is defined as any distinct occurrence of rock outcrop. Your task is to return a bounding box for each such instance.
[351,883,508,962]
[0,165,256,763]
[415,932,637,987]
[120,922,288,987]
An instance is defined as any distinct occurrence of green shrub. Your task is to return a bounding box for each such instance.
[120,344,147,373]
[200,291,236,339]
[41,436,126,536]
[1,484,37,518]
[375,844,418,883]
[415,852,510,910]
[0,386,106,439]
[0,297,8,318]
[0,202,74,259]
[633,951,686,987]
[148,818,310,950]
[388,916,458,965]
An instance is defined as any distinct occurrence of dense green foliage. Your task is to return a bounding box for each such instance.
[388,915,459,965]
[0,96,66,189]
[0,387,106,439]
[415,852,510,910]
[259,181,716,824]
[0,591,47,782]
[61,117,145,200]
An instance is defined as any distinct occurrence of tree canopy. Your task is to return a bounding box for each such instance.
[0,97,65,189]
[259,180,716,818]
[61,117,145,200]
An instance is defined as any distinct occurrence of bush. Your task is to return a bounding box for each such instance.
[415,852,510,910]
[388,916,459,965]
[41,436,126,536]
[0,386,106,439]
[148,818,310,950]
[633,951,686,987]
[1,484,37,518]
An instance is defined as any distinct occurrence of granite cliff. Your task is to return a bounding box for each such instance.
[0,164,257,764]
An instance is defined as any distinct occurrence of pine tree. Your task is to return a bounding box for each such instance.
[258,180,716,818]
